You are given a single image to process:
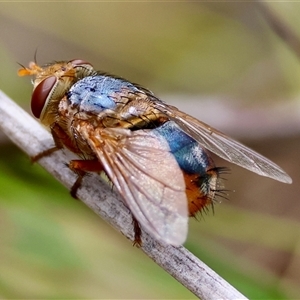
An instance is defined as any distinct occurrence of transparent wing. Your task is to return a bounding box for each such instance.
[78,124,188,245]
[154,101,292,184]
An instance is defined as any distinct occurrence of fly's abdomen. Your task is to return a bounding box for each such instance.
[153,121,221,216]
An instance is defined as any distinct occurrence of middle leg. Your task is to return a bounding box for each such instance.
[69,158,104,198]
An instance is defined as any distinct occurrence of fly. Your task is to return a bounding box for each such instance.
[18,59,292,246]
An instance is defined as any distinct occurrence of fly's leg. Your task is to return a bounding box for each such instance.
[32,123,104,199]
[71,160,143,246]
[32,123,77,162]
[31,146,60,162]
[132,216,142,247]
[70,159,143,246]
[70,160,143,246]
[68,159,104,198]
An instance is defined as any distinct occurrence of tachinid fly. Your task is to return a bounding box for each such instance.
[18,59,292,246]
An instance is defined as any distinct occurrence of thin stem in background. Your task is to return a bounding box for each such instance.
[257,2,300,60]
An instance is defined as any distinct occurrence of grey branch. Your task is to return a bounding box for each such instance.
[0,89,247,300]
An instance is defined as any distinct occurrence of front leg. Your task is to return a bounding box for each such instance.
[32,122,105,199]
[31,123,71,162]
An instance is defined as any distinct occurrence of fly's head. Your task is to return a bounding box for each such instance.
[18,59,95,126]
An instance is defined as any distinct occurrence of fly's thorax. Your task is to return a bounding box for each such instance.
[57,96,79,123]
[66,74,168,130]
[117,95,168,130]
[49,98,97,159]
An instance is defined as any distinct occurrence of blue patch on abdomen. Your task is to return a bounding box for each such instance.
[153,121,212,175]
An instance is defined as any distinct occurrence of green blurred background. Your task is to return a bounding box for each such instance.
[1,2,300,299]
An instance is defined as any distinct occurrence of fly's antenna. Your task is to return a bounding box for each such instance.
[34,48,38,64]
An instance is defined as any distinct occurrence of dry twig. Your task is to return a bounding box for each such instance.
[0,89,247,299]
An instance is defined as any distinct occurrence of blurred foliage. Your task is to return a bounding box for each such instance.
[1,2,300,299]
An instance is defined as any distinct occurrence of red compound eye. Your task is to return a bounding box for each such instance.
[31,76,57,118]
